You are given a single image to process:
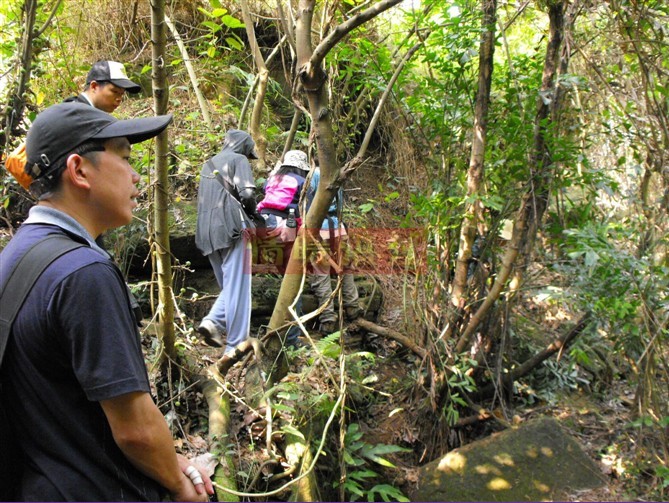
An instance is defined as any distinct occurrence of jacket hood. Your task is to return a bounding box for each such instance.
[222,129,258,159]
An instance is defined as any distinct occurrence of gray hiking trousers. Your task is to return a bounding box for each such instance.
[310,241,359,323]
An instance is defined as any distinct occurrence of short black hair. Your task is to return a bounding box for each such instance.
[29,140,106,198]
[83,80,112,91]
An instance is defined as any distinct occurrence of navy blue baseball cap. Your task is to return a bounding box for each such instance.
[26,102,172,181]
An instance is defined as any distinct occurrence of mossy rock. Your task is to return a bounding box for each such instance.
[415,416,607,502]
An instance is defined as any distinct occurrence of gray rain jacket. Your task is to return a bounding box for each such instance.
[195,130,257,255]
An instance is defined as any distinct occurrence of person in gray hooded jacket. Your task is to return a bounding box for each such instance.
[195,130,258,355]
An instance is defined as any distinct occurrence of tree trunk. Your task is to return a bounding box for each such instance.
[450,0,497,307]
[262,0,404,385]
[1,0,37,153]
[282,109,303,158]
[201,378,239,501]
[150,0,177,365]
[514,0,566,279]
[240,0,269,169]
[454,0,567,355]
[285,431,318,501]
[236,0,408,409]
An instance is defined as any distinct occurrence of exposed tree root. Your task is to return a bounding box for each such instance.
[473,312,593,401]
[200,375,238,502]
[352,318,427,358]
[215,337,262,377]
[284,430,319,502]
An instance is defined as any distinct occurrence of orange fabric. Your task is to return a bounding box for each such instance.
[4,142,32,189]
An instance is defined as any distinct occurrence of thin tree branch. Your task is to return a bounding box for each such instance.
[164,14,212,128]
[310,0,403,67]
[354,41,423,162]
[34,0,63,38]
[353,318,427,359]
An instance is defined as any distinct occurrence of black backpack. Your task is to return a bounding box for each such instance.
[0,235,84,501]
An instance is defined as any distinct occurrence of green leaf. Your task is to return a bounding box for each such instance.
[347,469,378,481]
[656,465,669,488]
[221,14,245,29]
[201,20,221,33]
[384,191,400,202]
[367,484,410,502]
[276,390,300,401]
[359,202,375,214]
[349,440,366,452]
[359,443,409,467]
[343,480,365,497]
[197,7,215,17]
[343,450,365,467]
[211,8,228,17]
[270,402,294,412]
[584,250,600,268]
[281,424,305,441]
[225,36,243,51]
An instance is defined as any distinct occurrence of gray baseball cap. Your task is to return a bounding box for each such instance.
[86,60,142,93]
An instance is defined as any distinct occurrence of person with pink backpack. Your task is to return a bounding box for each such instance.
[257,150,310,348]
[257,149,309,243]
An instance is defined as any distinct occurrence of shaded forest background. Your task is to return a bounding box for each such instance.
[1,0,667,501]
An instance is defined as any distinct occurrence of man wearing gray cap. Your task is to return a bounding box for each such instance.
[0,103,213,501]
[3,62,142,192]
[64,60,142,114]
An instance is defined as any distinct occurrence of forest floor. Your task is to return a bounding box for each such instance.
[151,275,656,502]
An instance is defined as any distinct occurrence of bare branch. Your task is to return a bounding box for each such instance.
[356,41,423,160]
[473,313,592,400]
[164,14,211,128]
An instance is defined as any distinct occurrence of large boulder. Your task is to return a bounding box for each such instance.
[415,416,607,502]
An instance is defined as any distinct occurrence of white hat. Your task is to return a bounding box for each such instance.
[282,150,309,172]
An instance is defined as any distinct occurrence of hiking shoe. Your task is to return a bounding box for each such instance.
[344,305,363,321]
[318,320,337,334]
[197,320,225,348]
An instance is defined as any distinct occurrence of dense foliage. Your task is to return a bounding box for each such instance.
[1,0,667,499]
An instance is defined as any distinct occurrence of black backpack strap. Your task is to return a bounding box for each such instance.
[0,235,85,366]
[206,159,241,201]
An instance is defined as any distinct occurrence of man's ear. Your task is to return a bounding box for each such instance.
[63,153,92,190]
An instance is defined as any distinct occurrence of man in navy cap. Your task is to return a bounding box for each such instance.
[0,103,213,501]
[64,60,142,113]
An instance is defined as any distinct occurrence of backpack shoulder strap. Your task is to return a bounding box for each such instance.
[206,159,241,201]
[0,235,85,366]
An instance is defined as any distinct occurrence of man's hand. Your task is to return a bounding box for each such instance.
[102,392,213,502]
[176,454,215,500]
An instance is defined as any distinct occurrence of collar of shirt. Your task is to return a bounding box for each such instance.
[80,92,95,107]
[25,205,110,259]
